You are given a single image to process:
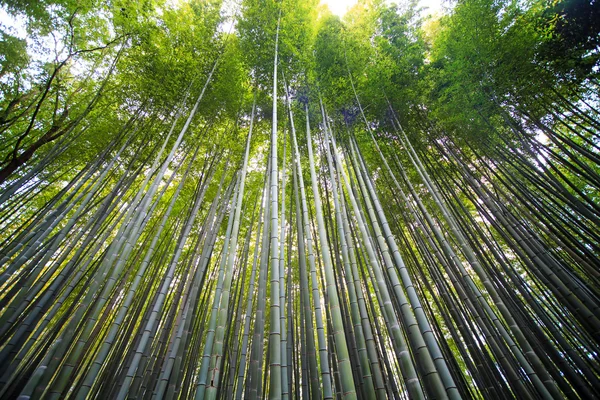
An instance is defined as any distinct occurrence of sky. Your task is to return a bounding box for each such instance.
[322,0,444,17]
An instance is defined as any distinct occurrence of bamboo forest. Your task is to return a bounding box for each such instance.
[0,0,599,398]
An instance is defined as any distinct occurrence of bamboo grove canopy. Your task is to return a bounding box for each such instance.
[0,0,599,398]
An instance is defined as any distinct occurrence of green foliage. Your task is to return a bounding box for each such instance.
[0,1,598,399]
[314,15,350,107]
[0,31,28,90]
[534,0,600,83]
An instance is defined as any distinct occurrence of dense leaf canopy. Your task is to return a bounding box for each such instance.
[0,0,599,398]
